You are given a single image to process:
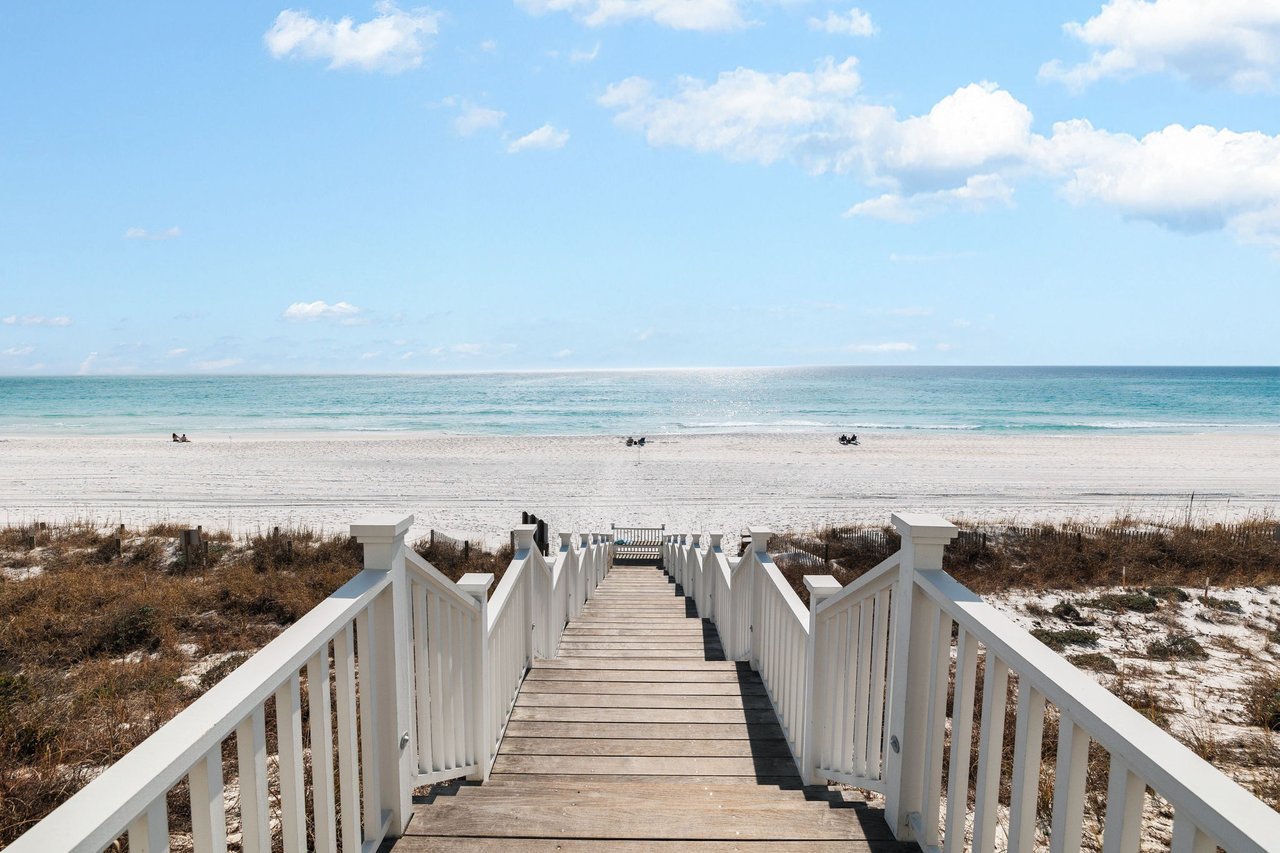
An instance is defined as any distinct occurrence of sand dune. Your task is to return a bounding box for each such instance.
[1,431,1276,546]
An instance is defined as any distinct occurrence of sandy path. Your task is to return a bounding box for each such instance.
[1,432,1276,546]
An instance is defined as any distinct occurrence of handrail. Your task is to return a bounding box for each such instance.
[7,568,393,853]
[406,549,483,614]
[813,550,900,617]
[915,568,1280,853]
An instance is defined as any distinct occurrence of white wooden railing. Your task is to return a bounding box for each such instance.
[9,517,611,853]
[674,514,1280,853]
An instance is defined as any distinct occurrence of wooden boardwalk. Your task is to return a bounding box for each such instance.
[391,564,912,852]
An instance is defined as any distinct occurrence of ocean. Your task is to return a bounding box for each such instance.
[0,367,1277,436]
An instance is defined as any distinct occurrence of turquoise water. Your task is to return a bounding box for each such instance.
[0,367,1277,436]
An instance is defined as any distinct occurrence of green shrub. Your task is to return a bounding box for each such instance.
[1148,634,1208,660]
[1086,592,1159,613]
[1032,628,1100,651]
[1068,652,1119,673]
[1146,585,1191,603]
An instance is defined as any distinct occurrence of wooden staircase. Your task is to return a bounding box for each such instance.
[390,563,911,851]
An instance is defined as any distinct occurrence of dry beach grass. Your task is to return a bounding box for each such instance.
[2,517,1278,847]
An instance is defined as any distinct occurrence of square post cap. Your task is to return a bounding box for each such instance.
[558,531,572,548]
[512,524,537,551]
[804,575,843,605]
[457,573,494,603]
[747,527,772,554]
[580,533,590,547]
[690,532,702,547]
[891,513,959,545]
[708,532,723,549]
[350,515,414,543]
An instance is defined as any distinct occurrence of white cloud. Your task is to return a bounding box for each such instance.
[515,0,748,31]
[508,123,570,153]
[451,343,484,355]
[360,351,381,359]
[600,61,1032,215]
[601,56,1280,247]
[1034,120,1280,245]
[935,342,956,351]
[283,300,363,321]
[808,8,875,37]
[165,348,188,358]
[265,1,440,72]
[885,307,933,318]
[844,342,917,353]
[570,42,601,63]
[2,314,72,327]
[124,226,182,240]
[1040,0,1280,92]
[553,348,574,358]
[480,39,497,52]
[1,346,35,356]
[194,358,244,371]
[848,174,1015,222]
[77,352,97,375]
[454,103,506,136]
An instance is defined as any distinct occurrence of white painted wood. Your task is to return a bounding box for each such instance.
[913,567,1280,853]
[355,607,383,842]
[943,627,978,853]
[839,605,857,776]
[457,573,492,782]
[188,748,226,853]
[333,623,362,853]
[275,672,306,853]
[235,705,270,853]
[127,798,169,853]
[972,654,1009,853]
[1050,712,1089,853]
[868,587,890,779]
[1008,679,1046,853]
[1171,814,1216,853]
[852,597,872,777]
[411,585,432,775]
[1101,757,1145,853]
[920,609,952,848]
[306,648,337,853]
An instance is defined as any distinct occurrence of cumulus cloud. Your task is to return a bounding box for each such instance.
[570,42,601,63]
[265,1,440,72]
[124,226,182,240]
[1033,121,1280,245]
[508,123,570,153]
[77,353,97,375]
[600,60,1031,212]
[454,103,506,136]
[2,315,72,327]
[844,342,917,353]
[848,174,1015,222]
[1,346,35,356]
[808,8,875,36]
[515,0,748,31]
[601,56,1280,246]
[283,300,363,322]
[1040,0,1280,92]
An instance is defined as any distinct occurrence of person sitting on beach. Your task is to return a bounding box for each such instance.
[637,437,646,446]
[839,434,849,444]
[179,433,190,443]
[172,433,180,442]
[626,437,634,446]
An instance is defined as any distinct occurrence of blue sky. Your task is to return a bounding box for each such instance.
[1,1,1277,374]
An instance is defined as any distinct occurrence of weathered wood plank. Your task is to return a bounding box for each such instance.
[490,754,800,777]
[515,692,772,710]
[391,838,909,852]
[525,669,749,683]
[509,706,780,724]
[534,659,742,670]
[502,721,784,740]
[518,679,765,695]
[402,799,886,840]
[495,737,793,758]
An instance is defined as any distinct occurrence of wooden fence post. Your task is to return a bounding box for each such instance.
[457,572,494,782]
[802,575,842,785]
[745,527,770,671]
[350,514,415,836]
[882,513,958,841]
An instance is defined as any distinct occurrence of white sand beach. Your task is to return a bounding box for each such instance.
[1,431,1277,545]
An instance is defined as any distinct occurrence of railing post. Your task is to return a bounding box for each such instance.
[598,532,611,577]
[882,513,958,841]
[688,533,701,604]
[513,524,539,655]
[746,527,770,669]
[579,533,591,606]
[708,532,723,624]
[350,514,415,836]
[802,575,842,785]
[457,572,493,781]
